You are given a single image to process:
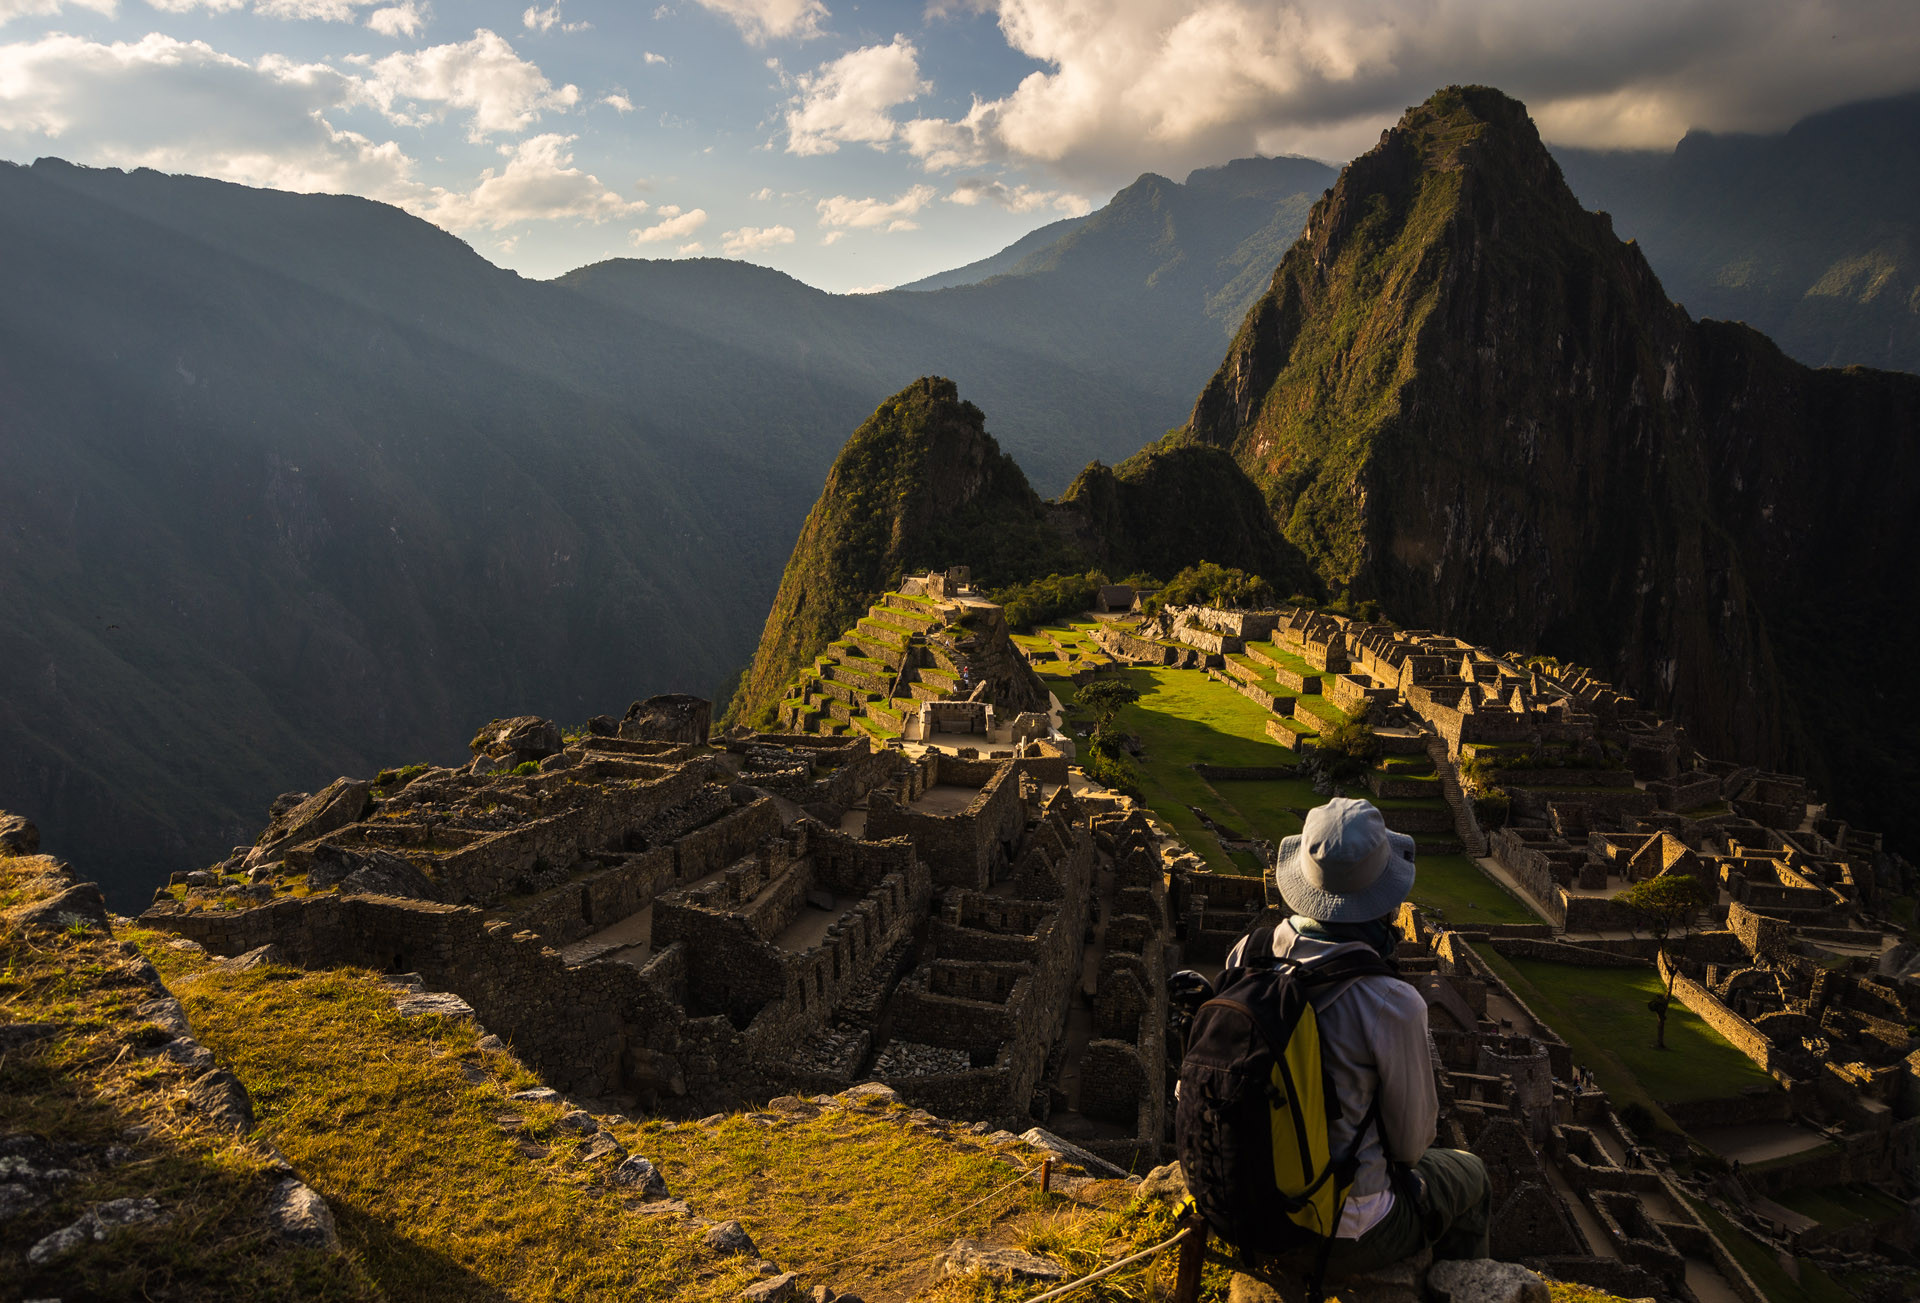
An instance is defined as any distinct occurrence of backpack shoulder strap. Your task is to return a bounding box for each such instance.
[1236,924,1277,970]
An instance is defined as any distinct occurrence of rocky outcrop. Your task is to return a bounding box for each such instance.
[245,779,372,870]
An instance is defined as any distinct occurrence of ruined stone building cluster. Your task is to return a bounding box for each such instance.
[133,581,1920,1296]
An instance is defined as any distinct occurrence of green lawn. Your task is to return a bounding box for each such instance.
[1243,641,1323,679]
[1480,952,1778,1114]
[1407,854,1539,927]
[1051,666,1319,875]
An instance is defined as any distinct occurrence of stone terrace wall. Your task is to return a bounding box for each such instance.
[140,892,747,1107]
[672,798,783,884]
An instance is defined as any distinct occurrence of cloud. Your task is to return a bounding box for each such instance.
[365,0,426,37]
[844,281,890,293]
[0,0,116,23]
[677,240,703,254]
[945,176,1087,214]
[628,203,707,243]
[601,92,634,112]
[521,3,589,33]
[357,28,579,142]
[721,223,794,254]
[643,51,667,65]
[0,32,418,196]
[748,185,772,200]
[417,132,644,230]
[0,32,646,240]
[139,0,247,12]
[815,183,934,232]
[692,0,826,44]
[899,0,1920,182]
[253,0,367,17]
[785,34,926,156]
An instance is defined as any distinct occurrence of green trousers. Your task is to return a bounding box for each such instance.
[1227,1147,1491,1300]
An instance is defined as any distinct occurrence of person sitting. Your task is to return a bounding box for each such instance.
[1227,797,1490,1296]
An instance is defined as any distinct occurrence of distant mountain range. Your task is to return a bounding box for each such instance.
[1556,91,1920,377]
[4,88,1916,906]
[0,151,1333,907]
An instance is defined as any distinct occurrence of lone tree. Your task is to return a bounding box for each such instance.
[1077,678,1142,756]
[1616,872,1714,1049]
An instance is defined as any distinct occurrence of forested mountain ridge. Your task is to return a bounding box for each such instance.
[1180,85,1920,851]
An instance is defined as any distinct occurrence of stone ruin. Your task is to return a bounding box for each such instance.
[139,697,1168,1169]
[122,584,1920,1300]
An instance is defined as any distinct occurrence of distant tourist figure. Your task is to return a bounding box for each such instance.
[1172,797,1490,1303]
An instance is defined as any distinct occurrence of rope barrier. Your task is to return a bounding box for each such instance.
[1015,1224,1195,1303]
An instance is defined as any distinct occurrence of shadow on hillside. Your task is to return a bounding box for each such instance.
[334,1200,513,1303]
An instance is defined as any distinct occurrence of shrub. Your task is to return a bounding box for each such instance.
[990,569,1110,631]
[512,760,540,776]
[1153,561,1274,611]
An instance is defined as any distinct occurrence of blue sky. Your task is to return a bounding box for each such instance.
[3,0,1918,291]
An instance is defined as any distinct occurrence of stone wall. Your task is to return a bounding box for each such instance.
[1658,951,1778,1076]
[864,759,1026,890]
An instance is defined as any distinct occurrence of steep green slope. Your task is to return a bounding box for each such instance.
[1049,435,1315,592]
[1556,92,1920,376]
[730,378,1077,727]
[1185,85,1920,851]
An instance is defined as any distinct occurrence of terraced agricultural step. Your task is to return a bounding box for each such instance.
[824,660,895,696]
[1293,695,1349,730]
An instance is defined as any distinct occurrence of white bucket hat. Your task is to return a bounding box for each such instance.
[1273,797,1417,923]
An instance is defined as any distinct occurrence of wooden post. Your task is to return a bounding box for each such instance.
[1041,1157,1052,1193]
[1171,1215,1208,1303]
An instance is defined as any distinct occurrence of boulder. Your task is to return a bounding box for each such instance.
[337,849,440,901]
[706,1220,758,1256]
[0,813,40,856]
[265,1178,340,1251]
[619,694,712,745]
[303,844,439,900]
[246,778,372,869]
[1019,1127,1129,1178]
[186,1069,255,1135]
[942,1239,1065,1281]
[611,1155,668,1197]
[1426,1260,1551,1303]
[1136,1162,1188,1204]
[13,880,111,933]
[741,1273,798,1303]
[215,944,286,973]
[469,715,563,763]
[26,1196,164,1266]
[837,1082,898,1107]
[394,992,473,1019]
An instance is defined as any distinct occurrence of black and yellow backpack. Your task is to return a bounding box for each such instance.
[1173,926,1393,1296]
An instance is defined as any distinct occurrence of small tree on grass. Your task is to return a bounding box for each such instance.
[1077,679,1141,757]
[1616,872,1714,1049]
